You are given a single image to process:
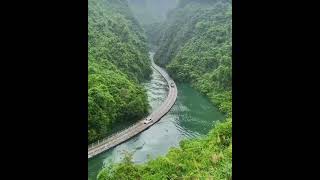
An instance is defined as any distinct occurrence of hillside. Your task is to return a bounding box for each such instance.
[98,118,232,179]
[96,0,232,179]
[88,0,152,144]
[154,0,232,117]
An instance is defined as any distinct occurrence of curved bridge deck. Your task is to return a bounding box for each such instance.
[88,55,178,159]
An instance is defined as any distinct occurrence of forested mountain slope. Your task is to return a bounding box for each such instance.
[154,0,232,117]
[88,0,151,144]
[97,0,232,179]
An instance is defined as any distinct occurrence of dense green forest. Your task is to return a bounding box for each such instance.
[96,0,232,179]
[154,0,232,117]
[88,0,152,144]
[98,118,232,179]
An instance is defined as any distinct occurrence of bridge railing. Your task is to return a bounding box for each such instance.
[88,62,175,152]
[88,120,143,150]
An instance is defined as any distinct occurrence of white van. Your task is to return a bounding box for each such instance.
[144,118,152,124]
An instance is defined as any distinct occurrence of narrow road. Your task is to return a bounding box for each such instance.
[88,56,178,159]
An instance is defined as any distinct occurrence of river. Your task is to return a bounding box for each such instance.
[88,53,225,180]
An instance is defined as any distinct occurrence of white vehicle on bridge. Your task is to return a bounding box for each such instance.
[144,117,153,124]
[170,82,175,87]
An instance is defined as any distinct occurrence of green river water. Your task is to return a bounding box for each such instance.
[88,54,225,180]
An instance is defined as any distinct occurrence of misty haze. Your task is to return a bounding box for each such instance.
[88,0,232,179]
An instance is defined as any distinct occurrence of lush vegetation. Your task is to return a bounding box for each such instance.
[96,0,232,179]
[98,118,232,179]
[88,0,152,144]
[154,0,232,117]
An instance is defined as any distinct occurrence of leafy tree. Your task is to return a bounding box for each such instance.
[154,0,232,116]
[98,119,232,180]
[88,0,151,144]
[94,0,232,179]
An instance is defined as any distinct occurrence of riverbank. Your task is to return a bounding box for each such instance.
[88,53,225,180]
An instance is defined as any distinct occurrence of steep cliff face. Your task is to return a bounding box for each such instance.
[88,0,151,143]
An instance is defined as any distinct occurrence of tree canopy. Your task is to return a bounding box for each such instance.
[88,0,151,144]
[97,0,232,179]
[98,118,232,180]
[154,0,232,117]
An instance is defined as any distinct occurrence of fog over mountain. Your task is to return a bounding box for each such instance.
[128,0,178,25]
